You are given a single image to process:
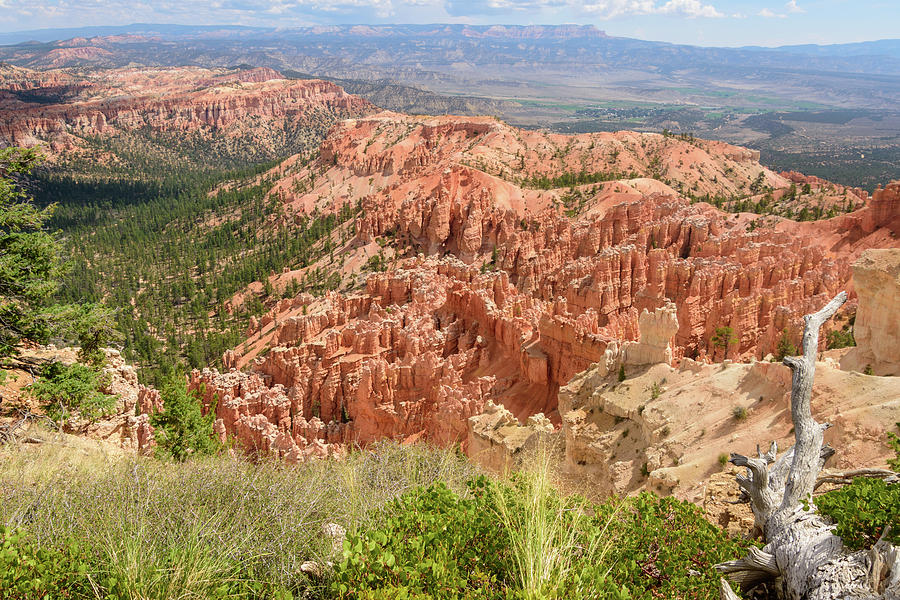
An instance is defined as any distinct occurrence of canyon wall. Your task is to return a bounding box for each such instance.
[841,248,900,376]
[0,66,374,153]
[192,116,899,461]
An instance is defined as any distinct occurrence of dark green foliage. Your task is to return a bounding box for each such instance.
[151,379,220,461]
[618,364,627,382]
[54,303,122,368]
[0,148,67,359]
[45,160,359,386]
[0,526,93,600]
[774,328,797,361]
[520,169,629,190]
[596,492,755,600]
[333,480,750,600]
[332,478,513,599]
[817,478,900,550]
[826,327,856,350]
[711,326,737,349]
[28,361,116,422]
[888,423,900,471]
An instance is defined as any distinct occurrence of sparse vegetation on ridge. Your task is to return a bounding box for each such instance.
[1,435,757,600]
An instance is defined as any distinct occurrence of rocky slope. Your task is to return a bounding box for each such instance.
[189,113,899,461]
[0,347,158,454]
[841,248,900,376]
[0,65,375,159]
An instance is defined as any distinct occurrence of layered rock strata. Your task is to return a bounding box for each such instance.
[194,115,900,460]
[0,66,374,153]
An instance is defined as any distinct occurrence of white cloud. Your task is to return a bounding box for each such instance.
[657,0,723,18]
[0,0,733,33]
[578,0,723,19]
[758,7,786,18]
[785,0,804,13]
[581,1,657,18]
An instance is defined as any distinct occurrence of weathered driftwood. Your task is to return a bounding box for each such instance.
[0,409,57,445]
[814,469,900,490]
[716,292,900,600]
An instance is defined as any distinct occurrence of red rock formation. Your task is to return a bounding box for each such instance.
[197,115,899,460]
[0,66,375,151]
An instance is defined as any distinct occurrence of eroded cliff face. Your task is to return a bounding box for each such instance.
[192,115,898,462]
[841,248,900,376]
[191,258,562,459]
[558,355,899,513]
[0,65,375,154]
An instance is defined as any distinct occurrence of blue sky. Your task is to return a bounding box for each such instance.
[0,0,896,47]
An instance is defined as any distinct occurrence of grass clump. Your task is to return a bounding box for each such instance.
[732,405,749,421]
[0,439,478,600]
[333,442,751,600]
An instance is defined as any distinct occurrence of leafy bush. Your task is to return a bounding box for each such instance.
[826,328,855,350]
[334,479,748,600]
[151,379,220,461]
[732,406,748,421]
[596,493,756,600]
[888,423,900,471]
[28,361,116,422]
[0,526,93,599]
[817,477,900,550]
[332,478,513,599]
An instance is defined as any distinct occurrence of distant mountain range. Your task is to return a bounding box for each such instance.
[1,24,898,111]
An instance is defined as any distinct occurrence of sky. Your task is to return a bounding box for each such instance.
[0,0,896,47]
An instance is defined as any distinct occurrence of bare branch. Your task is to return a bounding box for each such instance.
[781,291,847,511]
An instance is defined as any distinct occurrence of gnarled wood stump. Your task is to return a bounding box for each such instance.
[716,292,900,600]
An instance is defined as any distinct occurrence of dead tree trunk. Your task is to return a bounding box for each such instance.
[716,292,900,600]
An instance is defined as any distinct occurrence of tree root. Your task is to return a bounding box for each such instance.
[716,292,900,600]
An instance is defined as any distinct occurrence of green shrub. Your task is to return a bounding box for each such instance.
[151,378,220,461]
[334,477,748,600]
[596,493,755,600]
[826,328,855,350]
[888,423,900,471]
[774,328,797,361]
[0,525,93,599]
[28,361,115,422]
[817,477,900,550]
[618,364,626,382]
[331,478,513,599]
[732,406,748,421]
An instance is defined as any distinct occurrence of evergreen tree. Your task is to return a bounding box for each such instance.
[0,147,65,359]
[0,147,119,364]
[774,328,797,361]
[151,378,220,461]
